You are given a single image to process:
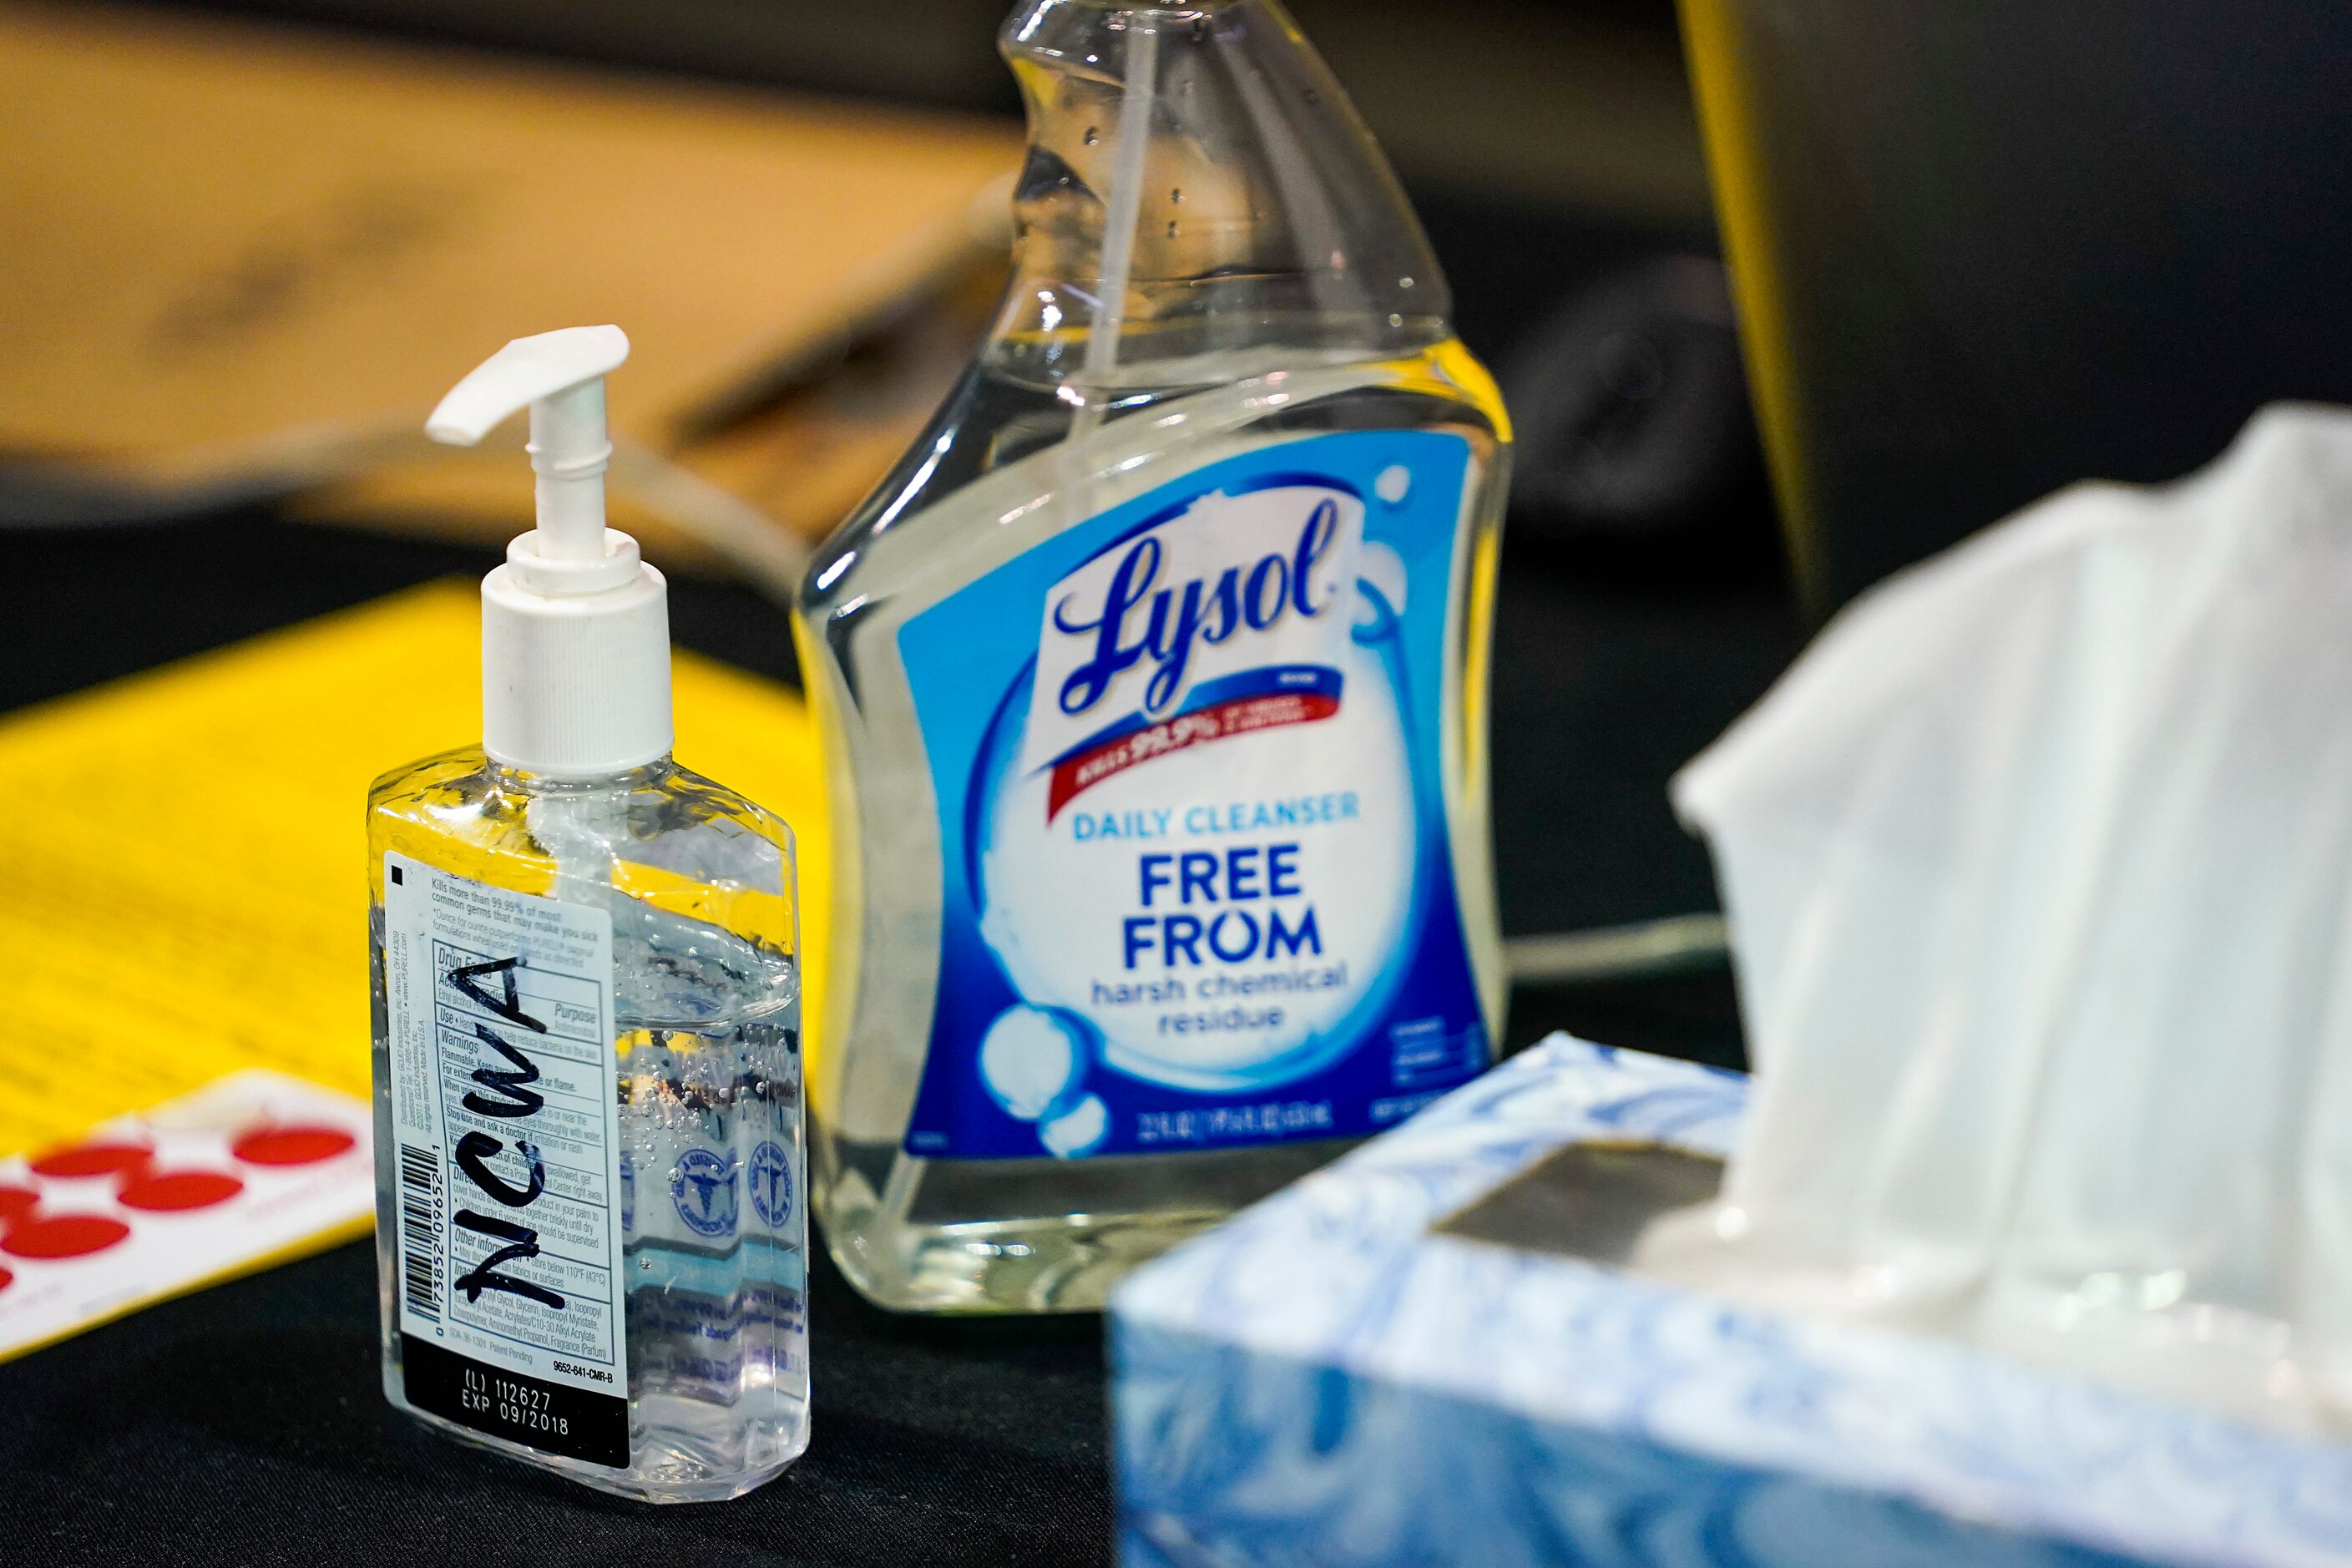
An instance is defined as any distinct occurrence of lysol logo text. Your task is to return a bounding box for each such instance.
[1052,499,1340,718]
[1021,484,1364,778]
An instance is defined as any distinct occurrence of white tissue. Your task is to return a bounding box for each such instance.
[1645,405,2352,1430]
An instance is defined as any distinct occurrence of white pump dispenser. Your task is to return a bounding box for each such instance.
[426,325,672,776]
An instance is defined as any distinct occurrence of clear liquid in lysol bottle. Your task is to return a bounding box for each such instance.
[795,0,1510,1313]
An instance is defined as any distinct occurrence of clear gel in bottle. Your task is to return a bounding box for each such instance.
[369,327,809,1500]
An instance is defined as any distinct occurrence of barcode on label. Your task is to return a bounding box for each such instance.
[397,1142,442,1323]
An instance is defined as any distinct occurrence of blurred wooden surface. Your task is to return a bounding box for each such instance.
[0,2,1016,463]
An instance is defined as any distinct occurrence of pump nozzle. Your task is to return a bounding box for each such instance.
[430,325,672,776]
[428,325,631,580]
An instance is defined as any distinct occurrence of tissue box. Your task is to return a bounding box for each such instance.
[1110,1036,2352,1568]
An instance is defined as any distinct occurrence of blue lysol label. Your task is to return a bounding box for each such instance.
[897,430,1488,1160]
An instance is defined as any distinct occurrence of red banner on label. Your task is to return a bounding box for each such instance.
[1046,691,1340,821]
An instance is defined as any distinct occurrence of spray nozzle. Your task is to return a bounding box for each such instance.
[427,325,635,593]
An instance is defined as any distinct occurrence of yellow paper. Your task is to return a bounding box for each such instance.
[0,582,827,1157]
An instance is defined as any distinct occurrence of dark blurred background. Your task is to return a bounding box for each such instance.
[146,0,1718,219]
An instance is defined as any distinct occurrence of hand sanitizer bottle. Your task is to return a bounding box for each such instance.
[368,326,809,1500]
[796,1,1512,1313]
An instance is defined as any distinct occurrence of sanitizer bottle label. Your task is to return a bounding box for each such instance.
[382,853,630,1465]
[897,431,1490,1160]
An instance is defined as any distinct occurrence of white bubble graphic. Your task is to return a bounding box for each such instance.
[978,1005,1085,1121]
[1039,1094,1110,1158]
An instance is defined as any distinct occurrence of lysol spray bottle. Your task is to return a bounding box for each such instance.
[796,0,1510,1312]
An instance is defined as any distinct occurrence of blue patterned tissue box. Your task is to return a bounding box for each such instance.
[1110,1035,2352,1568]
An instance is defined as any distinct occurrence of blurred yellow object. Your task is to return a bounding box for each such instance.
[0,583,827,1157]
